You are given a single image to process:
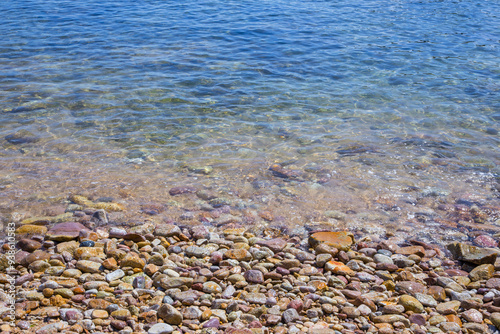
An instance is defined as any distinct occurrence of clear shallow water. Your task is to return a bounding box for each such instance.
[1,0,500,242]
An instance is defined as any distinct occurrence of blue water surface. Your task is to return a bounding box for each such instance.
[0,0,499,167]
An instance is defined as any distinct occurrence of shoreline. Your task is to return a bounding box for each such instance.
[1,194,500,333]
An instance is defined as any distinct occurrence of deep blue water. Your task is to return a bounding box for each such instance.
[0,0,499,185]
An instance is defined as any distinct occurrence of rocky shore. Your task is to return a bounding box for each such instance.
[2,194,500,334]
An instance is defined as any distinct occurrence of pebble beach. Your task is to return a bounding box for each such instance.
[2,0,500,333]
[2,189,500,334]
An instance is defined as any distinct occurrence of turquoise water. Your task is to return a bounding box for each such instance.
[1,0,500,239]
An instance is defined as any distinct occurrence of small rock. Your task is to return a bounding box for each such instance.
[309,231,354,251]
[157,304,183,325]
[414,292,437,307]
[462,309,483,323]
[409,314,426,326]
[447,242,497,265]
[17,239,42,252]
[469,264,495,281]
[324,261,355,276]
[245,293,267,304]
[436,300,461,315]
[395,281,426,295]
[92,309,109,319]
[491,313,500,329]
[148,323,174,334]
[474,235,498,248]
[46,222,89,241]
[35,321,68,334]
[15,224,48,236]
[76,260,101,273]
[203,318,220,328]
[154,224,181,237]
[244,270,264,284]
[224,249,252,261]
[486,278,500,289]
[120,252,145,268]
[255,238,287,253]
[185,245,211,258]
[79,240,95,247]
[399,294,424,313]
[203,281,222,294]
[169,186,197,196]
[282,308,300,323]
[133,276,146,289]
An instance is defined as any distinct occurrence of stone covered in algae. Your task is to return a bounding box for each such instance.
[69,194,125,212]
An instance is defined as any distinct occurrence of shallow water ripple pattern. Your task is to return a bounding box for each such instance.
[0,0,499,226]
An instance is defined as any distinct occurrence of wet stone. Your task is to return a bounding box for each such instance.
[92,309,109,319]
[462,309,483,323]
[469,263,495,281]
[447,242,497,265]
[154,224,181,237]
[255,238,287,253]
[120,252,145,268]
[428,285,447,301]
[111,309,131,320]
[25,250,51,264]
[342,306,360,318]
[74,247,105,260]
[15,224,48,236]
[17,239,42,252]
[46,222,89,241]
[440,321,461,332]
[309,231,354,251]
[396,246,425,257]
[109,227,127,238]
[5,130,39,144]
[123,233,146,243]
[169,186,197,196]
[110,319,127,330]
[399,294,424,313]
[79,240,95,247]
[486,278,500,289]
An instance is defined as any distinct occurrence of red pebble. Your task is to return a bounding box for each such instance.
[287,300,303,313]
[474,235,498,248]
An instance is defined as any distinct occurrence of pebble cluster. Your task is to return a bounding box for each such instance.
[2,196,500,334]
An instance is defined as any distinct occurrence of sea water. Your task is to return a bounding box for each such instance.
[1,0,499,242]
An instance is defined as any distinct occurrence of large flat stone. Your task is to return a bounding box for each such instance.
[46,222,89,241]
[447,242,497,265]
[309,231,354,251]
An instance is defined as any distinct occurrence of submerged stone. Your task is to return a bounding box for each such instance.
[46,222,89,241]
[447,242,497,265]
[309,231,354,251]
